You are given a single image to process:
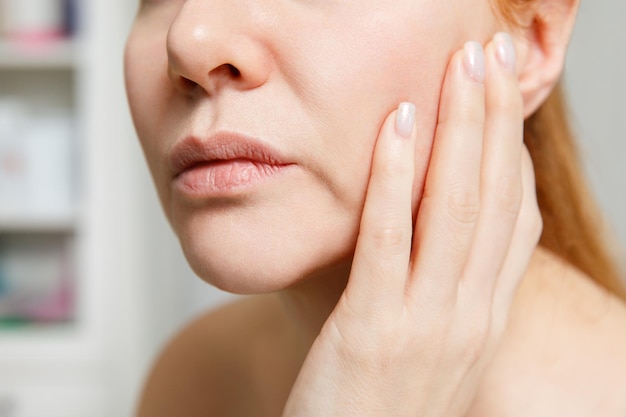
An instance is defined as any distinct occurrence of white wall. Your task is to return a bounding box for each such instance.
[565,0,626,264]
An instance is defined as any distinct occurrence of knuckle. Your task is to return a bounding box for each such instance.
[490,312,510,342]
[445,186,481,226]
[493,175,523,216]
[461,339,484,367]
[493,90,523,116]
[460,112,484,130]
[490,80,523,114]
[438,102,484,133]
[366,223,411,253]
[329,317,408,370]
[376,157,411,183]
[458,321,490,366]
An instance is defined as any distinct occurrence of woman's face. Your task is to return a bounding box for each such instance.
[125,0,500,293]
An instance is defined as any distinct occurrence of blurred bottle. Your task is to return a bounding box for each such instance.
[0,98,28,214]
[0,0,66,46]
[62,0,77,38]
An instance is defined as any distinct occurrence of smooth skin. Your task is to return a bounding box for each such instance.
[125,0,626,415]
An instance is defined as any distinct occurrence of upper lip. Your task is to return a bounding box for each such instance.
[169,132,292,178]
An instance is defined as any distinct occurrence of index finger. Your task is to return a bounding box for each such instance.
[345,102,417,318]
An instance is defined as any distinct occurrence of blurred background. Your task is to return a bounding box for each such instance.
[0,0,623,416]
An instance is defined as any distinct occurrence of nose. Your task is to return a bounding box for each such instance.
[166,1,272,97]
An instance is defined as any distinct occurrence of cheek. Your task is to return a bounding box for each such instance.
[125,28,172,138]
[290,13,454,211]
[126,29,163,145]
[125,27,179,199]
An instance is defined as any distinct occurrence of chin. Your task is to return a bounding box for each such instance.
[179,232,356,295]
[173,201,360,295]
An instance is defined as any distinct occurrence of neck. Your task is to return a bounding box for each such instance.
[276,261,352,359]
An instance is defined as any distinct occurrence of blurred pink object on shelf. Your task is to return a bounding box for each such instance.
[1,0,66,49]
[22,274,74,322]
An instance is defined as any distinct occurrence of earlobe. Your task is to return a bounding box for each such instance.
[513,0,580,118]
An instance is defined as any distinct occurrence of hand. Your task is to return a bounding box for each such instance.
[282,32,543,417]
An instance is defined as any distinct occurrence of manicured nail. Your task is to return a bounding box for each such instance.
[395,102,416,139]
[494,32,516,73]
[463,41,485,83]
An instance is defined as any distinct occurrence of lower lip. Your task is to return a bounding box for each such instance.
[173,159,293,197]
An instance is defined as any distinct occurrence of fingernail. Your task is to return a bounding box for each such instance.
[494,32,516,73]
[395,102,416,139]
[463,41,485,83]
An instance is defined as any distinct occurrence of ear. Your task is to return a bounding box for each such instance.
[513,0,580,118]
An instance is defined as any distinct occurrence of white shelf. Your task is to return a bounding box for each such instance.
[0,1,156,415]
[0,210,77,233]
[0,39,76,70]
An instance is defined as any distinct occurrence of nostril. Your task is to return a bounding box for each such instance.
[210,63,241,79]
[172,75,200,96]
[227,64,241,77]
[181,76,198,90]
[169,63,245,97]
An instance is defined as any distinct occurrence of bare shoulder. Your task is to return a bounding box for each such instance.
[470,247,626,417]
[134,294,288,417]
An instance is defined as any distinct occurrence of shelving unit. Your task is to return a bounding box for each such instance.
[0,40,76,70]
[0,27,78,314]
[0,212,76,234]
[0,2,107,416]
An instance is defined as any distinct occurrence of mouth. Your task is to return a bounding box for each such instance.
[169,132,295,198]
